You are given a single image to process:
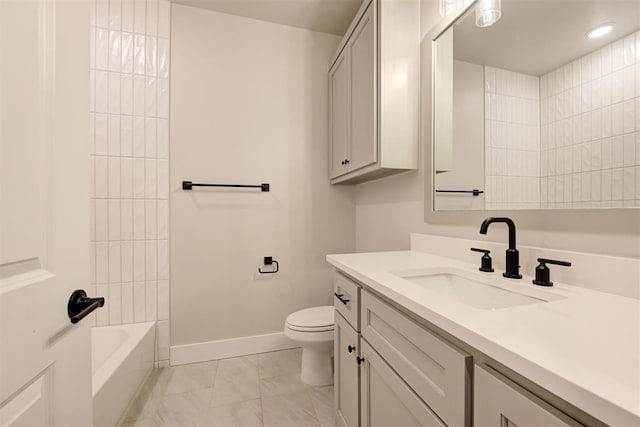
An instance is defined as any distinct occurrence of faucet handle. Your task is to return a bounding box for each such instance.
[470,248,494,273]
[532,258,572,287]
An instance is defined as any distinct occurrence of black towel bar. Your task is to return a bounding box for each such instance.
[182,181,269,192]
[435,189,484,196]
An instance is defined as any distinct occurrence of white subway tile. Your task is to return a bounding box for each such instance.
[121,32,133,73]
[591,109,602,140]
[146,36,157,76]
[121,157,133,198]
[108,31,121,72]
[157,200,168,239]
[601,106,612,137]
[121,115,133,156]
[145,281,157,321]
[145,240,157,281]
[612,136,624,168]
[134,34,146,75]
[157,118,169,158]
[624,134,636,167]
[158,38,170,79]
[612,168,623,200]
[134,0,146,34]
[612,102,624,136]
[581,143,592,172]
[601,138,612,169]
[591,140,602,171]
[612,69,623,104]
[90,199,96,241]
[158,0,170,38]
[96,285,110,326]
[612,39,624,71]
[133,282,146,322]
[580,112,591,142]
[90,69,96,112]
[601,73,612,107]
[121,74,133,116]
[95,113,108,155]
[96,0,109,27]
[157,78,169,118]
[145,199,157,239]
[95,70,109,113]
[145,118,157,157]
[581,55,592,83]
[90,242,97,283]
[95,156,109,197]
[601,44,612,75]
[591,78,602,110]
[90,157,96,199]
[623,34,637,66]
[108,72,121,114]
[133,158,145,198]
[145,159,157,198]
[121,199,133,240]
[624,167,635,199]
[636,63,640,97]
[95,29,109,70]
[145,77,157,117]
[157,159,168,199]
[122,0,134,32]
[571,174,581,201]
[108,199,121,240]
[601,169,612,200]
[90,28,96,70]
[636,132,640,165]
[623,66,635,101]
[133,74,146,116]
[109,283,122,324]
[591,50,602,79]
[637,98,640,131]
[157,240,169,280]
[157,279,169,320]
[133,199,145,239]
[133,241,146,281]
[636,166,640,199]
[623,99,636,134]
[581,82,591,112]
[95,199,108,241]
[591,171,601,201]
[109,0,121,29]
[108,157,121,198]
[121,282,134,323]
[133,115,145,156]
[108,114,120,156]
[146,0,158,36]
[96,242,109,284]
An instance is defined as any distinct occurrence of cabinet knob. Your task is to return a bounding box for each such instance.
[345,159,350,165]
[356,356,365,365]
[348,345,356,353]
[341,160,345,165]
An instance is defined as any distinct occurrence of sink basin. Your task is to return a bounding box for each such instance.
[395,268,566,310]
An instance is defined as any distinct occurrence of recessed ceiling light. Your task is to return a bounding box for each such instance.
[587,23,614,39]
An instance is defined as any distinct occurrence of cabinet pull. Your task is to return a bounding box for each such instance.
[348,345,356,353]
[334,292,350,305]
[357,356,365,365]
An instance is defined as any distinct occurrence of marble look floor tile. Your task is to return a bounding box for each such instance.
[259,373,306,398]
[309,386,336,427]
[121,418,160,427]
[199,399,263,427]
[161,360,218,395]
[211,355,260,407]
[153,388,213,426]
[262,391,320,427]
[258,348,302,379]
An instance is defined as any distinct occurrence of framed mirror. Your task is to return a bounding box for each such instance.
[428,0,639,213]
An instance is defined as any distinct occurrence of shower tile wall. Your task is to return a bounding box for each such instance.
[484,66,541,210]
[540,31,640,208]
[89,0,171,365]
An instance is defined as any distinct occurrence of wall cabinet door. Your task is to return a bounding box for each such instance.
[348,3,376,172]
[360,340,446,427]
[474,364,583,427]
[335,312,359,427]
[329,52,350,179]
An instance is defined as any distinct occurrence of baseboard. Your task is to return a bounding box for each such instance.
[170,332,298,366]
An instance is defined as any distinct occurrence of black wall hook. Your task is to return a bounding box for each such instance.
[258,256,279,274]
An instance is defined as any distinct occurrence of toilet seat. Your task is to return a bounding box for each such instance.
[285,306,334,332]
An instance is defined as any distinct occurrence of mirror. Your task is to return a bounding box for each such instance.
[432,0,640,211]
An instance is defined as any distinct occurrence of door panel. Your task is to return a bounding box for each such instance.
[335,312,359,427]
[0,1,93,425]
[329,52,350,179]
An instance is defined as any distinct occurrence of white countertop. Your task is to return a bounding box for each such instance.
[327,250,640,426]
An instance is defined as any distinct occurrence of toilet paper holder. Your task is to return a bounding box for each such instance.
[258,256,279,274]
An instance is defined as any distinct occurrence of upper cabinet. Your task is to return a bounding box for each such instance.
[328,0,420,184]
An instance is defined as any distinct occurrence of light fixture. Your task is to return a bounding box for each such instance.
[440,0,464,17]
[587,23,614,39]
[475,0,501,27]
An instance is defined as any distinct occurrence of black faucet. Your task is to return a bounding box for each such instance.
[479,217,522,279]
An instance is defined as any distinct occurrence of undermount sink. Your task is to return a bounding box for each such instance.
[395,268,566,310]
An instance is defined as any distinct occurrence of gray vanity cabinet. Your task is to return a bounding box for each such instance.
[334,312,360,427]
[474,364,583,427]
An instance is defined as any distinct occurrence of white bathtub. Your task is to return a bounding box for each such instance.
[92,322,156,426]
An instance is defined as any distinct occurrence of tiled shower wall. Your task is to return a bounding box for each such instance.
[89,0,171,365]
[540,31,640,208]
[484,66,541,209]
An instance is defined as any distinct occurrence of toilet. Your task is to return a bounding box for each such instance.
[284,306,334,386]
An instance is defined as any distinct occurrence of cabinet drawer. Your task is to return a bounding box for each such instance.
[333,272,360,331]
[474,364,582,427]
[334,313,359,427]
[361,290,471,427]
[360,340,445,427]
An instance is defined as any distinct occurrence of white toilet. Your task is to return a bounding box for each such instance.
[284,306,334,386]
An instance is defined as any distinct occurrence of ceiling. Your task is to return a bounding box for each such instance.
[452,0,640,76]
[171,0,364,35]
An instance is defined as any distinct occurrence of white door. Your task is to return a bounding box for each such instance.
[0,1,94,426]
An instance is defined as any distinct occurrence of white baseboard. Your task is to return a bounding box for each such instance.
[170,332,298,366]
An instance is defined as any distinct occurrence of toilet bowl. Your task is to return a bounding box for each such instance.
[284,306,334,386]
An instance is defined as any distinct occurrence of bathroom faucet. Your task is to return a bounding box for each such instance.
[479,217,522,279]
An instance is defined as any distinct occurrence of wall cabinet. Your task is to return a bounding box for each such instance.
[333,270,587,427]
[328,0,419,184]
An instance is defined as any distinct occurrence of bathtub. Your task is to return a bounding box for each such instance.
[92,322,156,426]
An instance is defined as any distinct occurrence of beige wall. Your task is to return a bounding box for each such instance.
[356,0,640,260]
[170,5,355,347]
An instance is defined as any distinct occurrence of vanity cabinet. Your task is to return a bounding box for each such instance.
[328,0,419,184]
[334,312,360,427]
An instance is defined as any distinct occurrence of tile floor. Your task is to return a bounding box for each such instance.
[122,348,336,427]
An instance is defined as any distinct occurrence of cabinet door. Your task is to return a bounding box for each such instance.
[474,364,583,427]
[360,340,446,427]
[329,51,350,179]
[348,2,376,172]
[335,312,359,427]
